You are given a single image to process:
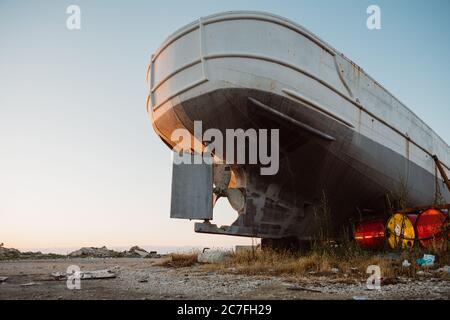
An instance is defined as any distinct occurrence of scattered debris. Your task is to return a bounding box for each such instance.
[138,276,149,283]
[197,250,230,264]
[436,266,450,273]
[402,260,411,268]
[330,268,339,274]
[285,285,322,293]
[416,254,435,267]
[1,257,450,300]
[49,269,116,280]
[50,272,66,280]
[416,271,432,276]
[79,269,116,280]
[20,282,40,287]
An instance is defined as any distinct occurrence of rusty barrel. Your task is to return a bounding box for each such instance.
[386,213,417,249]
[415,208,449,248]
[354,219,385,249]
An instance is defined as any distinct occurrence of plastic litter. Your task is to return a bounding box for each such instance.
[416,254,435,267]
[402,260,411,267]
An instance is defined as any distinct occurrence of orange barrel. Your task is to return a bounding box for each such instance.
[386,213,417,249]
[354,219,385,249]
[415,209,449,248]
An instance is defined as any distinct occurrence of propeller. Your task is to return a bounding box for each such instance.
[212,164,245,212]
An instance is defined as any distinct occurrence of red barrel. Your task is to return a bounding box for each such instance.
[415,209,448,248]
[354,219,385,249]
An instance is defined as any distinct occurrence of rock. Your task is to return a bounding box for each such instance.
[330,268,339,274]
[0,246,66,260]
[127,246,150,258]
[0,246,21,260]
[68,246,121,258]
[402,260,411,268]
[0,277,8,283]
[198,250,230,264]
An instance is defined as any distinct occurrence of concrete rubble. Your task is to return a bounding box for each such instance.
[0,245,65,260]
[50,269,116,280]
[125,246,161,258]
[78,269,116,280]
[68,246,161,259]
[197,250,231,263]
[68,246,120,258]
[0,244,161,260]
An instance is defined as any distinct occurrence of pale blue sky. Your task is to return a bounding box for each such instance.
[0,0,449,250]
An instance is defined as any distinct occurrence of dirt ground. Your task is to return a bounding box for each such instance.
[0,258,449,300]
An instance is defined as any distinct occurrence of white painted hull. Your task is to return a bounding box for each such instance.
[147,11,450,240]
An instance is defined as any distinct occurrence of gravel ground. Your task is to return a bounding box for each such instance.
[0,258,449,300]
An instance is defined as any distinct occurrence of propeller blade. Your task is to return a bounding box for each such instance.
[213,164,231,191]
[225,188,245,212]
[212,193,221,207]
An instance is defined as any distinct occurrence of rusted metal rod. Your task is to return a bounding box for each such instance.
[433,155,450,192]
[397,203,450,214]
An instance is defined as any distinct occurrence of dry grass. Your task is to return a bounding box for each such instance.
[155,252,199,268]
[154,245,448,281]
[203,245,449,280]
[206,249,389,278]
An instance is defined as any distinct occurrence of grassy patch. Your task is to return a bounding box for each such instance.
[156,252,199,268]
[203,245,449,281]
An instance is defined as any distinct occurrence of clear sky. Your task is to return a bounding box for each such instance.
[1,0,449,251]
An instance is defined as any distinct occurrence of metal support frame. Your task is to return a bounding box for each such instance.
[433,155,450,192]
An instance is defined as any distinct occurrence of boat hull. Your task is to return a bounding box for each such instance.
[147,11,450,240]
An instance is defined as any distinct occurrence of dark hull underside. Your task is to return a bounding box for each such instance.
[166,88,449,240]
